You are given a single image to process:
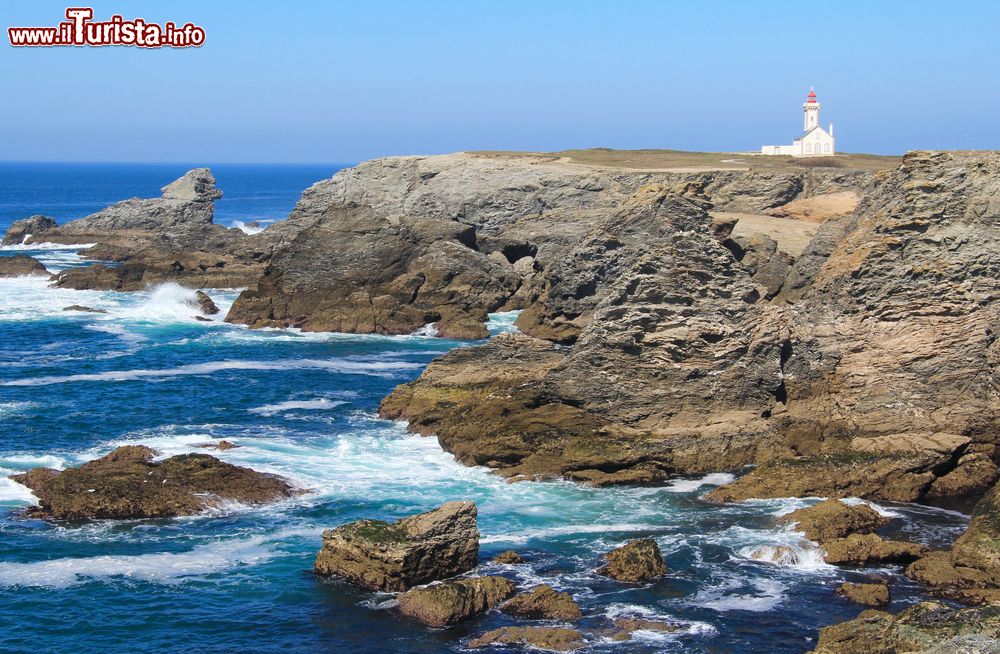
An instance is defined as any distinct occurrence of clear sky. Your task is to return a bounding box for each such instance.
[3,0,998,162]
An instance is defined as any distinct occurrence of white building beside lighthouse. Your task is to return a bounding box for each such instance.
[761,88,836,156]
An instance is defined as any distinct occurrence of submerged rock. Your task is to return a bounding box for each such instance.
[468,626,586,652]
[10,445,297,520]
[62,304,108,314]
[598,538,667,582]
[491,550,524,565]
[607,618,681,641]
[745,545,801,566]
[808,601,1000,654]
[396,576,515,627]
[778,499,887,542]
[0,254,49,277]
[314,501,479,592]
[502,585,582,621]
[836,580,890,607]
[194,440,240,451]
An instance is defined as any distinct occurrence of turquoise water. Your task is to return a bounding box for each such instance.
[0,166,970,653]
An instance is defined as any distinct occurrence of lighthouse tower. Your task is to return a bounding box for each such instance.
[761,87,836,156]
[803,88,820,131]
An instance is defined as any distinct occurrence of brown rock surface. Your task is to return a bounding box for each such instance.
[0,254,49,277]
[835,580,890,606]
[9,445,296,520]
[822,533,928,565]
[396,576,515,627]
[491,550,524,564]
[502,585,582,621]
[598,538,667,582]
[778,499,888,542]
[2,214,57,245]
[313,501,479,592]
[607,618,681,641]
[468,626,586,651]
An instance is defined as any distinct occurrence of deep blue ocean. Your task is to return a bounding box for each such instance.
[0,164,969,653]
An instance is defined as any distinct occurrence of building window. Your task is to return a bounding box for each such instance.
[805,144,812,153]
[824,144,831,153]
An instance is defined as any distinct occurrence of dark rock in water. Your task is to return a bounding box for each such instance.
[836,580,890,607]
[501,584,582,621]
[193,315,212,322]
[823,533,927,565]
[314,501,479,591]
[0,254,49,277]
[468,626,586,652]
[194,440,240,451]
[1,215,57,246]
[598,538,667,582]
[807,601,1000,654]
[396,576,515,626]
[9,445,297,520]
[778,499,888,542]
[491,550,524,565]
[62,305,108,314]
[194,290,219,315]
[606,618,681,641]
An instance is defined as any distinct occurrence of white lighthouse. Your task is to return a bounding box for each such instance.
[761,88,836,156]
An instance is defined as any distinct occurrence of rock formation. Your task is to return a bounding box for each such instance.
[605,618,681,641]
[501,585,582,621]
[0,254,49,277]
[467,626,586,652]
[836,580,890,607]
[10,445,297,520]
[396,576,515,627]
[491,550,524,564]
[1,215,56,246]
[597,539,667,582]
[313,501,479,592]
[778,499,888,542]
[808,601,1000,654]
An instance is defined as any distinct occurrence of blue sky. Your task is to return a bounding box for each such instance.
[2,1,998,162]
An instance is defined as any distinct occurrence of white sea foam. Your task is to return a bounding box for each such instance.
[0,242,95,251]
[248,398,348,416]
[0,474,40,505]
[603,603,718,641]
[0,536,275,588]
[664,472,735,493]
[0,401,36,421]
[690,576,787,612]
[230,220,266,235]
[1,357,422,387]
[486,310,521,335]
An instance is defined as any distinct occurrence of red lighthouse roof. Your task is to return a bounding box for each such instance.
[806,88,818,104]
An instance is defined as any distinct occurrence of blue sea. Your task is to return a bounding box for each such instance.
[0,164,969,653]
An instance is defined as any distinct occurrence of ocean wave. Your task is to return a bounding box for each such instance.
[689,576,787,612]
[664,472,735,493]
[602,603,718,641]
[248,398,349,416]
[229,220,266,235]
[0,357,422,387]
[0,536,276,588]
[0,242,95,251]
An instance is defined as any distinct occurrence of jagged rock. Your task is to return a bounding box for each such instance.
[778,499,888,542]
[492,550,524,564]
[502,585,582,621]
[734,232,794,298]
[468,626,586,651]
[396,576,515,627]
[836,580,890,606]
[0,254,49,277]
[194,440,240,451]
[606,618,681,641]
[193,290,219,315]
[9,445,296,520]
[1,214,57,245]
[808,601,1000,654]
[313,501,479,592]
[906,480,1000,603]
[823,533,928,565]
[598,539,667,582]
[62,305,108,314]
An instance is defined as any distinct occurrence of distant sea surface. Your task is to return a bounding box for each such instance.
[0,162,348,235]
[0,163,969,653]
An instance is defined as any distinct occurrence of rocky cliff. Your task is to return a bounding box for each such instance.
[225,153,871,337]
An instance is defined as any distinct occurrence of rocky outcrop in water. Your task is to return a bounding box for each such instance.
[808,601,1000,654]
[3,169,271,290]
[501,585,582,621]
[598,538,667,582]
[467,626,586,652]
[10,445,297,520]
[836,580,890,607]
[313,501,479,592]
[778,499,887,542]
[0,254,49,277]
[396,576,515,626]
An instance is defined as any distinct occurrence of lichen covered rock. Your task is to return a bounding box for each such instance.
[598,538,667,582]
[502,585,582,621]
[396,576,515,627]
[314,501,479,592]
[468,626,586,651]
